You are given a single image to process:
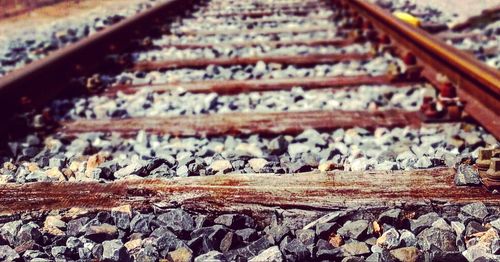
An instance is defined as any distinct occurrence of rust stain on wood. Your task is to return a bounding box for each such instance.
[0,168,497,215]
[133,52,372,71]
[60,110,423,137]
[107,74,412,95]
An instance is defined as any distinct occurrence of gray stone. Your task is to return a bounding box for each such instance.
[248,246,283,262]
[465,221,486,236]
[0,245,20,261]
[102,239,128,261]
[194,251,227,262]
[269,136,288,155]
[85,223,118,242]
[220,232,239,253]
[451,221,466,237]
[432,218,453,231]
[176,165,189,177]
[283,238,311,261]
[157,209,195,235]
[337,220,369,240]
[417,227,457,252]
[315,239,341,260]
[51,246,69,259]
[296,229,316,246]
[461,202,489,220]
[491,218,500,231]
[378,208,401,225]
[389,247,423,262]
[410,212,440,234]
[214,214,254,229]
[287,143,310,157]
[265,224,291,244]
[248,158,268,172]
[17,222,43,244]
[315,222,336,239]
[341,241,370,256]
[399,230,417,247]
[455,164,481,186]
[67,217,89,236]
[209,160,232,174]
[0,220,22,245]
[235,228,258,243]
[66,236,83,249]
[130,214,152,234]
[376,228,400,249]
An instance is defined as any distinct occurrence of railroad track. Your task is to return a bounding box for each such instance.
[0,0,499,261]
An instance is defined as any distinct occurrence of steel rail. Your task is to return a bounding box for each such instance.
[344,0,500,139]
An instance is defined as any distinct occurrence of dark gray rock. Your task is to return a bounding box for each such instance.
[102,239,129,261]
[85,223,118,242]
[150,226,176,239]
[377,228,400,249]
[0,245,20,261]
[269,136,289,155]
[235,228,258,243]
[194,251,227,262]
[17,222,43,245]
[214,214,255,229]
[130,214,152,234]
[231,236,272,260]
[51,246,69,259]
[283,238,311,261]
[399,229,417,247]
[0,220,22,245]
[432,251,467,262]
[410,212,440,234]
[417,227,457,252]
[337,220,369,240]
[316,222,336,239]
[157,209,195,236]
[265,224,291,244]
[111,209,131,230]
[67,217,89,237]
[315,239,341,260]
[378,208,401,225]
[340,241,370,256]
[455,164,481,186]
[66,236,83,249]
[155,232,184,257]
[461,202,489,220]
[188,236,215,256]
[296,229,316,246]
[220,231,241,253]
[465,221,486,236]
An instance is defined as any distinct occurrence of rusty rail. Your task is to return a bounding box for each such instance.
[343,0,500,139]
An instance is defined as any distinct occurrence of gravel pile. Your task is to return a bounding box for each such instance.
[178,16,333,32]
[135,43,371,61]
[0,203,499,261]
[0,0,166,78]
[52,84,430,120]
[115,55,403,85]
[171,16,335,34]
[1,123,497,183]
[446,21,500,69]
